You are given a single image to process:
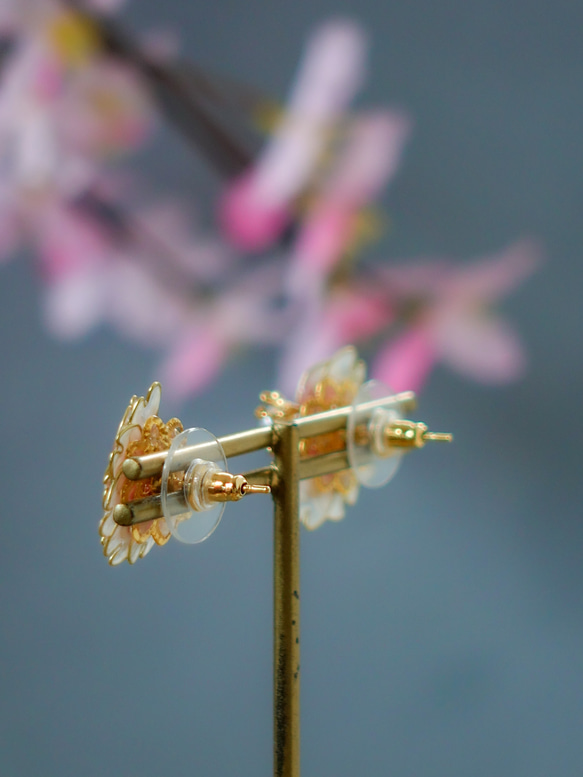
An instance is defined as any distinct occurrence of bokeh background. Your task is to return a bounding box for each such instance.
[1,1,582,775]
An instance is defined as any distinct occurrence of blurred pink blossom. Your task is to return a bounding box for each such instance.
[159,265,288,401]
[278,285,393,395]
[0,3,227,351]
[279,241,539,395]
[286,109,410,296]
[0,2,155,272]
[372,240,541,391]
[59,60,154,157]
[219,18,368,251]
[42,195,238,345]
[0,6,540,404]
[158,322,231,400]
[371,325,437,395]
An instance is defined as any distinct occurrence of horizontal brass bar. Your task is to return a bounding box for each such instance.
[123,391,415,482]
[115,450,352,527]
[113,491,187,526]
[124,426,274,480]
[242,465,278,488]
[300,449,349,479]
[293,391,416,439]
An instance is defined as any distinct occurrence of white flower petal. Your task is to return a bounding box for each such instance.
[300,485,336,530]
[327,492,346,522]
[117,424,143,455]
[128,540,141,565]
[104,527,129,558]
[109,547,129,566]
[352,358,366,390]
[100,511,116,539]
[138,536,155,559]
[144,382,162,417]
[328,345,359,382]
[43,270,107,340]
[345,482,360,506]
[296,361,328,402]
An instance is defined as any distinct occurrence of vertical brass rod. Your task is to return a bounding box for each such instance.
[272,422,301,777]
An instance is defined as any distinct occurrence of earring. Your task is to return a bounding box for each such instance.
[255,346,451,531]
[100,385,269,566]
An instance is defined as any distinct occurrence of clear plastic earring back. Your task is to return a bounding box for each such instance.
[161,427,227,544]
[347,379,405,488]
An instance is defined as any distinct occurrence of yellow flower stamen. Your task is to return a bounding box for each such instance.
[48,11,100,67]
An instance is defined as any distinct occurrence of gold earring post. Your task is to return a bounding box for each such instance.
[204,471,271,503]
[385,420,453,450]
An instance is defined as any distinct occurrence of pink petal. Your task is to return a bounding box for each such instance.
[219,19,366,250]
[35,204,110,280]
[60,61,154,156]
[288,19,366,117]
[253,19,366,203]
[33,59,63,101]
[279,288,391,394]
[287,112,410,290]
[159,325,230,401]
[435,310,527,383]
[287,204,353,292]
[325,288,394,342]
[323,110,411,205]
[372,326,437,393]
[218,173,290,251]
[289,105,410,285]
[376,260,451,298]
[444,240,541,304]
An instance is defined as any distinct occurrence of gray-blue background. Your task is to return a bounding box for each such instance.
[1,1,582,775]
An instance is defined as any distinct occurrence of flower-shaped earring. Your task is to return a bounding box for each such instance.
[101,383,183,565]
[257,347,365,529]
[100,385,270,565]
[256,346,451,530]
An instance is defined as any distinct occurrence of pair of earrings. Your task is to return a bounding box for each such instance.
[100,347,451,565]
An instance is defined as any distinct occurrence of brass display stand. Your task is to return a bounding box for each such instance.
[110,385,451,777]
